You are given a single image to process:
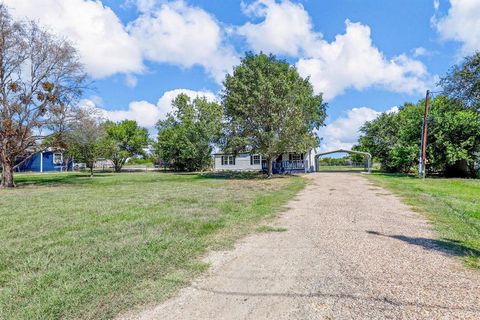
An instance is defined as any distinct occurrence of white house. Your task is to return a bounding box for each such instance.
[213,150,316,173]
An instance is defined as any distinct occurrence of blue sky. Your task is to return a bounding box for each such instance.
[5,0,480,150]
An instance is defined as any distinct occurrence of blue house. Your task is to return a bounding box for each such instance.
[16,150,72,172]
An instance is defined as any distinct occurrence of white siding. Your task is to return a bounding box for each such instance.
[214,154,262,171]
[213,150,315,173]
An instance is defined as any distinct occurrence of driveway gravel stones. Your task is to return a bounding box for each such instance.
[121,173,480,320]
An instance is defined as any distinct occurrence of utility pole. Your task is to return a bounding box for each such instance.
[419,90,430,178]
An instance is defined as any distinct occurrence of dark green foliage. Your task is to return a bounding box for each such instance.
[357,53,480,177]
[103,120,149,172]
[318,156,352,166]
[440,51,480,109]
[356,97,480,176]
[155,94,223,172]
[222,53,327,175]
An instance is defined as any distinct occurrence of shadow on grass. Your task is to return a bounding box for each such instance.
[13,173,112,187]
[196,171,267,180]
[197,171,299,180]
[366,230,480,260]
[370,172,415,178]
[317,170,366,173]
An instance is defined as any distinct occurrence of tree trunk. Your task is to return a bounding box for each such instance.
[113,158,122,173]
[90,166,93,177]
[267,157,273,178]
[1,160,15,188]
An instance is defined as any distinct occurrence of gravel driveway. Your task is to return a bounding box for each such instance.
[121,173,480,319]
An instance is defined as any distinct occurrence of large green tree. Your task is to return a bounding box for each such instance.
[155,94,222,172]
[356,96,480,177]
[103,120,149,172]
[222,53,327,176]
[440,51,480,109]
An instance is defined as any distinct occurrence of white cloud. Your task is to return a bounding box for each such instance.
[95,89,216,128]
[5,0,238,83]
[238,1,432,100]
[296,21,431,100]
[386,106,400,114]
[434,0,480,55]
[238,0,320,56]
[433,0,440,10]
[128,1,239,82]
[317,106,400,152]
[317,107,380,152]
[104,100,161,128]
[4,0,144,78]
[413,47,428,57]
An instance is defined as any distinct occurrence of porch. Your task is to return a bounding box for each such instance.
[262,160,306,174]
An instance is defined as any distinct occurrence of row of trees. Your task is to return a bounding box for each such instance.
[355,53,480,177]
[0,5,149,187]
[65,114,149,176]
[0,5,326,187]
[154,53,327,175]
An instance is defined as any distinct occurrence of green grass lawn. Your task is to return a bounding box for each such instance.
[367,174,480,269]
[0,172,305,319]
[317,165,366,171]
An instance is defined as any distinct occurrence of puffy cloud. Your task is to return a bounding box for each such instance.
[317,107,380,152]
[237,0,320,56]
[434,0,480,55]
[296,21,431,100]
[4,0,144,78]
[95,89,216,128]
[5,0,238,82]
[237,1,432,100]
[128,1,239,82]
[317,106,399,152]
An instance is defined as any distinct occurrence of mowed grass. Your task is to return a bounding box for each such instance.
[318,165,366,171]
[367,174,480,268]
[0,172,305,319]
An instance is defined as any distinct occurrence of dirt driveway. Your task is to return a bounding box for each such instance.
[121,173,480,319]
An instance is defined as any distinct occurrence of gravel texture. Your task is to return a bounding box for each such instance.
[120,173,480,319]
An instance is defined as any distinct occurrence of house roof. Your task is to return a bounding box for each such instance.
[213,152,252,156]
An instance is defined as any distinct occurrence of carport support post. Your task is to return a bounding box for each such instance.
[367,156,372,173]
[40,152,43,173]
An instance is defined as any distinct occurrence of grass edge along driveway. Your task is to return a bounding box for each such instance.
[367,174,480,269]
[0,172,306,319]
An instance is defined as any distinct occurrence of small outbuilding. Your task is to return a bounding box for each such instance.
[16,150,71,173]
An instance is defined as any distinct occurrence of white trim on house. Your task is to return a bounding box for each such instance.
[214,153,262,171]
[213,150,316,173]
[52,152,63,165]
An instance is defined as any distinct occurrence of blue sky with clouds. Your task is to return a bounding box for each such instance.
[4,0,479,150]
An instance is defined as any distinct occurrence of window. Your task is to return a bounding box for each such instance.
[221,155,235,165]
[289,153,303,161]
[52,153,63,164]
[251,155,261,165]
